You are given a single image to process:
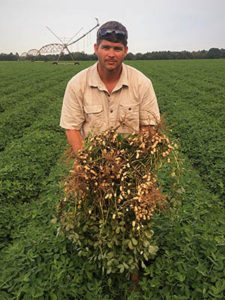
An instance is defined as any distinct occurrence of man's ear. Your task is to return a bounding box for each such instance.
[124,46,128,57]
[94,43,98,55]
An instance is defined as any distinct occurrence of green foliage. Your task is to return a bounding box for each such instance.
[0,129,65,202]
[0,60,224,299]
[140,159,225,299]
[127,59,225,200]
[0,163,132,299]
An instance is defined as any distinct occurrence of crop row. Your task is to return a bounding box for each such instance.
[0,61,89,152]
[0,128,66,203]
[128,60,225,199]
[0,63,92,203]
[0,82,68,151]
[0,69,70,114]
[0,94,68,203]
[0,62,81,97]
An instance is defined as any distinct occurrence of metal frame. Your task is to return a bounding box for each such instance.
[22,18,99,64]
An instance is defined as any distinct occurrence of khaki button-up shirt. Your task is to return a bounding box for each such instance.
[60,62,160,137]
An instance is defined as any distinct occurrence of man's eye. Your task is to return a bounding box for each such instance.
[114,47,122,51]
[102,46,110,50]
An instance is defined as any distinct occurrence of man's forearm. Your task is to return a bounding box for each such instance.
[66,129,83,153]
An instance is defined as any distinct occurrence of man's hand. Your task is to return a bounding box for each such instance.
[66,129,83,153]
[140,125,155,135]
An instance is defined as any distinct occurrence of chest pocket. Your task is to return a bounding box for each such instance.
[119,103,139,132]
[84,104,103,128]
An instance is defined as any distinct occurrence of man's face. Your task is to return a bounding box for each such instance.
[94,40,128,72]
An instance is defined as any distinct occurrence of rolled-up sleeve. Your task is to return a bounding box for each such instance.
[60,79,85,130]
[139,78,160,126]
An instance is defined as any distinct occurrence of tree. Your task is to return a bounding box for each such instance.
[208,48,221,59]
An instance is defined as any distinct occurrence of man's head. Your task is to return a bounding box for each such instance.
[96,21,128,46]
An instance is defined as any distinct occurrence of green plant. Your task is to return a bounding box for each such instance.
[57,121,179,276]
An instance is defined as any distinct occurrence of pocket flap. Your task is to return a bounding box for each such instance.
[120,103,139,113]
[119,103,139,120]
[84,105,103,114]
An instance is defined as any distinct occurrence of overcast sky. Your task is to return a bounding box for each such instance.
[0,0,225,55]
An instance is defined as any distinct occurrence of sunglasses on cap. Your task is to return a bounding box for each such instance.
[98,28,127,38]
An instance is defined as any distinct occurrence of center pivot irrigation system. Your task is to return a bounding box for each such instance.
[21,18,99,65]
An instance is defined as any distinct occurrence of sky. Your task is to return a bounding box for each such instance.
[0,0,225,55]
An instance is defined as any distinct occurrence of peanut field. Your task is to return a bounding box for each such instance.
[0,60,225,299]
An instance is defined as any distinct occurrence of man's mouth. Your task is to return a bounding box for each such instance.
[106,60,117,64]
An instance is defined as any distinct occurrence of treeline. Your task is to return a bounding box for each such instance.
[1,48,225,61]
[126,48,225,60]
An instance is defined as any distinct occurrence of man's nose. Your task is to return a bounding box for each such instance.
[108,48,115,57]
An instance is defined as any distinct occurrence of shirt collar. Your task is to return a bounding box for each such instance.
[88,62,129,92]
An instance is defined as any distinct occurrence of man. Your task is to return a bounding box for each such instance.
[60,21,160,282]
[60,20,160,153]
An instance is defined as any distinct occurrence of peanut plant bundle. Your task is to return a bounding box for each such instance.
[57,121,178,275]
